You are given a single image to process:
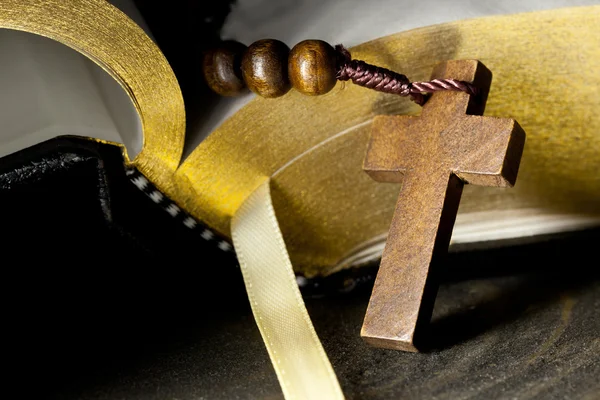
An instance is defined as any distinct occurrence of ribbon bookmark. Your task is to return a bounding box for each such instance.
[231,179,344,400]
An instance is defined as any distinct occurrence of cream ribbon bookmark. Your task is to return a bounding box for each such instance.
[231,180,345,400]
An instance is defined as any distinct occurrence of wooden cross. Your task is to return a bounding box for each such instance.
[361,60,526,352]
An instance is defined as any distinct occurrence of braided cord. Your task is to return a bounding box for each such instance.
[335,45,477,105]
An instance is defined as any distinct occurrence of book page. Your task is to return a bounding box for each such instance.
[185,0,599,154]
[0,0,146,160]
[178,6,600,273]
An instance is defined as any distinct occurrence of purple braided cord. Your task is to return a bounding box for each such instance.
[335,45,477,105]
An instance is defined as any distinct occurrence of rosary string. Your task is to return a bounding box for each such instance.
[334,45,477,105]
[202,39,478,105]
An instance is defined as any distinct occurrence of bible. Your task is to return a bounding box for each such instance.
[1,1,598,398]
[1,1,598,276]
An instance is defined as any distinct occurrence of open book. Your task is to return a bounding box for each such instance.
[1,0,599,277]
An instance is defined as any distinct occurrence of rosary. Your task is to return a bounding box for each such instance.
[202,39,478,103]
[203,39,526,352]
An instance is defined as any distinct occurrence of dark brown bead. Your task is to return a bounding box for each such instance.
[241,39,291,98]
[202,41,247,96]
[289,40,338,96]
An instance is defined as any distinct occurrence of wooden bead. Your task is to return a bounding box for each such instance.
[289,40,338,96]
[241,39,291,98]
[202,41,248,97]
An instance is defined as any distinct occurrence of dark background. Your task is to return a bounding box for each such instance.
[2,135,597,398]
[1,2,598,399]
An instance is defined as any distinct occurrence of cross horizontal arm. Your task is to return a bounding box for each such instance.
[363,115,419,183]
[451,116,526,187]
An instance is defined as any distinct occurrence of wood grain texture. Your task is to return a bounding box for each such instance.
[202,40,247,97]
[241,39,291,98]
[288,40,337,96]
[176,7,600,277]
[361,60,525,351]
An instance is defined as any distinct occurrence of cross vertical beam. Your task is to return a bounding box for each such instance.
[361,60,526,351]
